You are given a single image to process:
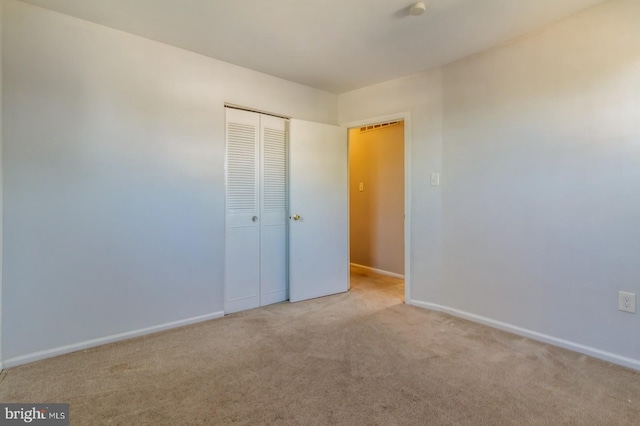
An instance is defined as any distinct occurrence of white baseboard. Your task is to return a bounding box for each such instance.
[408,299,640,372]
[3,311,225,369]
[350,263,405,279]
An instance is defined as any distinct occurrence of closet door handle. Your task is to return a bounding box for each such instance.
[252,216,258,222]
[292,214,301,221]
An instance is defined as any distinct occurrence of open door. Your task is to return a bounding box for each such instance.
[289,119,349,302]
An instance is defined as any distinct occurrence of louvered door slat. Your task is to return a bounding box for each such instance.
[262,128,287,210]
[226,122,258,212]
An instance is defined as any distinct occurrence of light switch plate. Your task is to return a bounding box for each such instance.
[430,173,440,186]
[359,182,364,192]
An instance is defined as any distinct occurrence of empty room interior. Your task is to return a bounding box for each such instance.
[0,0,639,424]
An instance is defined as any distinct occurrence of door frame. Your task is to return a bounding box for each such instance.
[341,112,412,303]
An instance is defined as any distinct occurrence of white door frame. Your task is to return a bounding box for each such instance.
[341,112,412,303]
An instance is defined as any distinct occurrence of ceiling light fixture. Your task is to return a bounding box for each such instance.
[409,2,427,16]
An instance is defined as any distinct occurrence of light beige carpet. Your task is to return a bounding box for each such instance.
[1,268,639,425]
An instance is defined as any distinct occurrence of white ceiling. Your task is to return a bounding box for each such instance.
[20,0,608,93]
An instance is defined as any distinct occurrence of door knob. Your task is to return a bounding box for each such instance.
[252,216,258,222]
[292,214,301,221]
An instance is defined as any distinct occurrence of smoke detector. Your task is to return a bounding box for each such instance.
[409,2,427,16]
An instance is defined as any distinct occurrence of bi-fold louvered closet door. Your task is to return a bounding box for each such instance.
[225,108,288,314]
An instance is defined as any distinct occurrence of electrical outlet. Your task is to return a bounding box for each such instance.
[618,291,636,314]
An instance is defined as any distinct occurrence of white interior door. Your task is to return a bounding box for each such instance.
[260,115,288,306]
[289,119,349,302]
[225,108,260,313]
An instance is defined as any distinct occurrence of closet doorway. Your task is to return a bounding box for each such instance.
[224,105,350,314]
[348,120,405,300]
[224,107,289,314]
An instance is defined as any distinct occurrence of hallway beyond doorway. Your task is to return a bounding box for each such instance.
[349,120,405,280]
[350,264,404,303]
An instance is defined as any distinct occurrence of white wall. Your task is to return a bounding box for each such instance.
[441,0,640,366]
[340,71,444,303]
[340,0,640,369]
[1,0,337,365]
